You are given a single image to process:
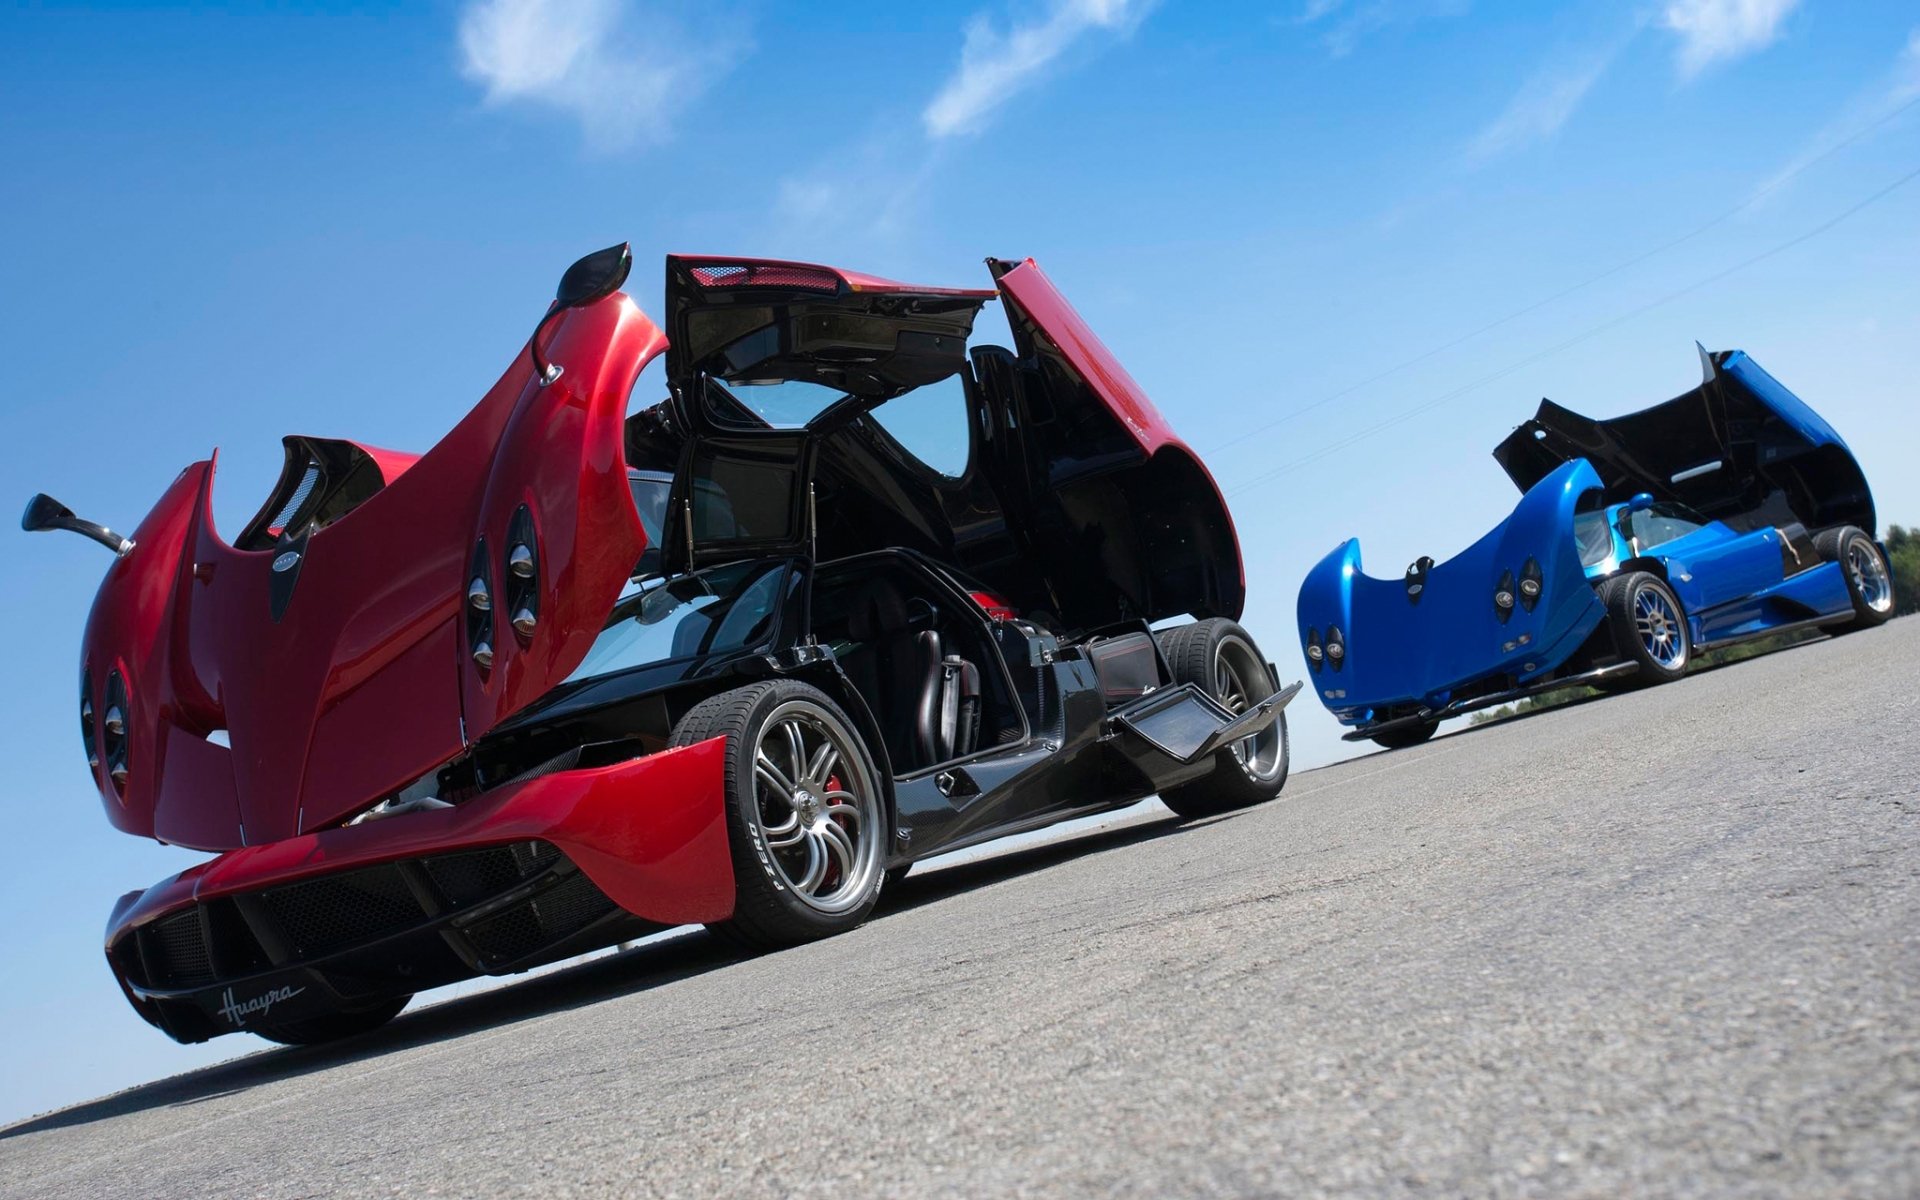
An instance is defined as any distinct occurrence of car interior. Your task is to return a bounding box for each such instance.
[811,554,1024,774]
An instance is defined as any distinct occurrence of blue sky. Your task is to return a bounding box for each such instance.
[2,0,1916,1123]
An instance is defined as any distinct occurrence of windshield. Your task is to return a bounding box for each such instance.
[1573,510,1615,568]
[565,559,792,683]
[1628,502,1710,551]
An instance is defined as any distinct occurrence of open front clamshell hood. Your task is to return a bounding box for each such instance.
[80,292,667,851]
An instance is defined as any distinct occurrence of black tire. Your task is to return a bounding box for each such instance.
[1370,719,1439,750]
[1813,525,1895,631]
[255,995,410,1046]
[1153,619,1290,820]
[671,680,887,951]
[1601,571,1690,687]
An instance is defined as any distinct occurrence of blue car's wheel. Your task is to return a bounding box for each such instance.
[1602,571,1690,686]
[1814,526,1894,632]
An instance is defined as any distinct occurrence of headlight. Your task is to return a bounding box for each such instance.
[102,670,129,790]
[467,539,495,672]
[505,505,539,642]
[1518,556,1543,612]
[80,672,98,769]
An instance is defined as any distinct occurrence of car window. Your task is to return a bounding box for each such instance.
[1573,510,1614,567]
[704,377,847,431]
[1629,502,1709,550]
[565,559,790,682]
[689,443,802,545]
[627,471,670,545]
[865,372,973,478]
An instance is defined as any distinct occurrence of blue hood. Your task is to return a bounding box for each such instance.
[1492,348,1874,535]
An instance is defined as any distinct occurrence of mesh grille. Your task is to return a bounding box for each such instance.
[466,871,616,966]
[270,462,321,530]
[531,870,618,940]
[263,865,421,957]
[466,905,544,965]
[688,263,840,292]
[127,841,587,989]
[150,911,213,988]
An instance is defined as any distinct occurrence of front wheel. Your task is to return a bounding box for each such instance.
[671,680,887,951]
[1815,525,1895,631]
[1154,619,1290,820]
[1602,571,1690,686]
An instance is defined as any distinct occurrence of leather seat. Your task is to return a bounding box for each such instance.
[842,577,982,770]
[913,631,981,764]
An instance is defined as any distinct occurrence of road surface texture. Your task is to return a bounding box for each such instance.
[4,619,1916,1198]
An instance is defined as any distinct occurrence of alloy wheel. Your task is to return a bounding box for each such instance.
[1633,582,1687,670]
[1846,539,1894,614]
[749,701,883,915]
[1212,635,1285,783]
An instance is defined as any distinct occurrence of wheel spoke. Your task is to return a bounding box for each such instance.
[805,741,840,789]
[795,835,827,892]
[825,802,862,828]
[820,821,855,880]
[766,817,806,848]
[783,721,807,783]
[755,752,796,799]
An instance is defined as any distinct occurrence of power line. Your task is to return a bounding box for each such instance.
[1224,158,1920,498]
[1203,92,1920,459]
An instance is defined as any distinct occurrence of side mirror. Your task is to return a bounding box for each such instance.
[1628,492,1655,512]
[556,243,632,308]
[530,243,633,386]
[21,493,134,556]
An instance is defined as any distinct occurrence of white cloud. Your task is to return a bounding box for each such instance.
[1466,47,1618,163]
[1752,28,1920,199]
[1660,0,1801,77]
[1313,0,1470,61]
[923,0,1150,139]
[457,0,736,151]
[1895,27,1920,103]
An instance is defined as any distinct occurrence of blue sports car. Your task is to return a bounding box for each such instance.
[1297,347,1896,748]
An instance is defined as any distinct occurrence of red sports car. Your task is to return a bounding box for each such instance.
[26,247,1297,1044]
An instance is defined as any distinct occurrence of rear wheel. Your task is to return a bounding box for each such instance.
[1602,571,1690,687]
[256,995,410,1046]
[1154,619,1290,820]
[671,680,887,951]
[1370,718,1439,750]
[1815,525,1894,631]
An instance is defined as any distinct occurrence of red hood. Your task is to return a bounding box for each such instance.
[83,293,666,850]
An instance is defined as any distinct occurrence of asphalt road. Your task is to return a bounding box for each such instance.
[5,620,1917,1198]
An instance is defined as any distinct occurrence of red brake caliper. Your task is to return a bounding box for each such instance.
[823,773,846,888]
